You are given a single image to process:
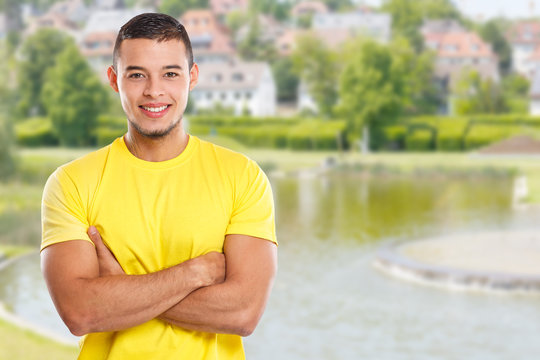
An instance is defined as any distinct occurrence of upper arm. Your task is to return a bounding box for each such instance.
[41,240,99,327]
[223,234,277,316]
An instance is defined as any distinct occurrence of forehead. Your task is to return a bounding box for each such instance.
[116,38,188,69]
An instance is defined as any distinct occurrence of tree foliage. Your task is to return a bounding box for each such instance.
[16,28,70,118]
[42,42,109,147]
[336,38,439,147]
[237,15,277,61]
[272,56,299,102]
[381,0,462,51]
[292,34,340,116]
[453,70,508,115]
[159,0,208,17]
[249,0,290,21]
[478,19,512,75]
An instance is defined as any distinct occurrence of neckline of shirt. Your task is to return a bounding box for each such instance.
[115,134,199,170]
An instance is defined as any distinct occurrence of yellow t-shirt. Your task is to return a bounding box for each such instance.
[41,135,276,360]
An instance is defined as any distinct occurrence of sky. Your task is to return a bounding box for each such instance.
[360,0,540,21]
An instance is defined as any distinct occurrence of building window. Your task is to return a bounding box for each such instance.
[212,74,222,82]
[234,92,241,99]
[232,73,243,82]
[207,92,212,100]
[221,92,227,100]
[245,92,252,100]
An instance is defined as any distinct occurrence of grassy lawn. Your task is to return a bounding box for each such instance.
[0,318,78,360]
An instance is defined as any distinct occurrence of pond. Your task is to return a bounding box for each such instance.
[1,171,540,358]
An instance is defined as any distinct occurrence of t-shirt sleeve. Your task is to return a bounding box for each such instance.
[225,159,277,244]
[41,167,93,251]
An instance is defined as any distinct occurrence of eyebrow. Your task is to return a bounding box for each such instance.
[125,65,183,71]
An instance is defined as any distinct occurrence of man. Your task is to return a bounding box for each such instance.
[41,13,277,360]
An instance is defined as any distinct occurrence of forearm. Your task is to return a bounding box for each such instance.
[68,263,202,335]
[158,235,278,337]
[158,279,261,336]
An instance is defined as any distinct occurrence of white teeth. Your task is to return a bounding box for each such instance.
[142,105,168,112]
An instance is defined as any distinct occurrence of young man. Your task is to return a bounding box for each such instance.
[41,13,277,360]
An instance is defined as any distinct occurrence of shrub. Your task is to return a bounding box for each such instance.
[405,128,435,151]
[15,117,59,147]
[436,118,468,151]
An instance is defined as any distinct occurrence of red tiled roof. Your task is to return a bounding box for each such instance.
[425,31,496,59]
[507,21,540,44]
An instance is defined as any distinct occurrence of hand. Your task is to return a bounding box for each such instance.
[87,226,125,276]
[188,252,226,287]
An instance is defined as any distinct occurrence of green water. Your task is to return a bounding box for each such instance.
[2,171,540,359]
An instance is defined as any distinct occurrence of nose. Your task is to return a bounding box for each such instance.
[143,78,165,98]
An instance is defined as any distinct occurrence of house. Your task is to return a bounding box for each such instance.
[235,14,286,46]
[291,1,328,19]
[0,13,6,39]
[47,0,89,23]
[181,9,236,63]
[423,28,499,89]
[420,19,466,37]
[311,9,392,44]
[80,8,154,80]
[507,21,540,78]
[25,10,80,38]
[210,0,248,19]
[530,64,540,115]
[191,61,276,116]
[93,0,126,10]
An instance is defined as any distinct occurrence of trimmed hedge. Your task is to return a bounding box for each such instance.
[405,128,435,151]
[15,117,59,147]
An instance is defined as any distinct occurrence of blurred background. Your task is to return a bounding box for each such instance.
[1,0,540,359]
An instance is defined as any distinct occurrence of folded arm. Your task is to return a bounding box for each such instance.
[41,228,225,336]
[158,234,278,336]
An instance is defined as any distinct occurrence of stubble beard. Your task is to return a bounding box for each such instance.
[128,116,182,139]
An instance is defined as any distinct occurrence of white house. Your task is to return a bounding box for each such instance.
[312,9,392,44]
[530,64,540,115]
[507,21,540,78]
[191,61,276,116]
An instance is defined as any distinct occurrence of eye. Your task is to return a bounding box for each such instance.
[165,72,179,78]
[128,73,144,79]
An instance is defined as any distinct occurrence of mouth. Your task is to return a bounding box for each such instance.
[139,104,171,117]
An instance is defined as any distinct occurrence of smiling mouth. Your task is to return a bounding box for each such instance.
[140,105,170,113]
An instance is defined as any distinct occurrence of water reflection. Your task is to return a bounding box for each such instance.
[1,171,539,358]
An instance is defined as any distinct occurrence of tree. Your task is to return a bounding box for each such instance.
[381,0,463,51]
[478,19,512,75]
[16,29,70,118]
[292,33,340,116]
[159,0,208,17]
[453,70,508,115]
[237,15,277,61]
[41,42,109,147]
[249,0,290,21]
[336,39,404,150]
[272,56,299,102]
[0,116,15,180]
[336,38,439,150]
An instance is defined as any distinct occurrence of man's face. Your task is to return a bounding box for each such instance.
[108,38,198,138]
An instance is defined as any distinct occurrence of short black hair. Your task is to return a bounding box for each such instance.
[113,13,193,70]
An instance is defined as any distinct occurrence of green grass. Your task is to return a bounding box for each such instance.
[0,318,78,360]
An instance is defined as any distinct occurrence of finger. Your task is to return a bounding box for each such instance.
[87,226,104,246]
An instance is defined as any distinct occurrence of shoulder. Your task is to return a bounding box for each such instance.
[46,141,115,193]
[195,137,256,172]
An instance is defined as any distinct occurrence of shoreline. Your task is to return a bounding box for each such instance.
[374,231,540,294]
[0,250,79,347]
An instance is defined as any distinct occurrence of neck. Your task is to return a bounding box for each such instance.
[124,125,189,162]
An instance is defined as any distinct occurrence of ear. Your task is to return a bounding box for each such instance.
[189,63,199,91]
[107,66,119,93]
